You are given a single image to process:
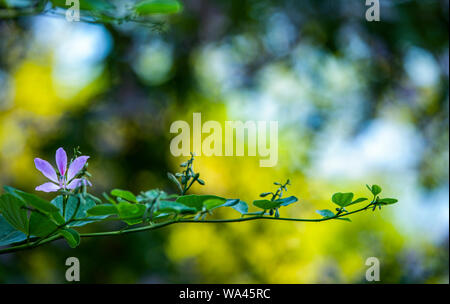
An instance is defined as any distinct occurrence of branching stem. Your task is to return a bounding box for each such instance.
[0,201,375,255]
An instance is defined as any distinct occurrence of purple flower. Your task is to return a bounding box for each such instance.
[34,147,90,192]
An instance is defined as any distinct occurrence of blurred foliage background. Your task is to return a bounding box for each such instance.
[0,0,448,283]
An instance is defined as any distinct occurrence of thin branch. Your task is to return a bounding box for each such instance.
[0,202,375,255]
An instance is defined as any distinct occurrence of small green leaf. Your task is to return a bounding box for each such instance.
[52,195,105,227]
[50,211,65,226]
[24,193,60,213]
[134,0,182,16]
[347,197,368,206]
[275,196,298,206]
[212,199,249,215]
[231,202,248,214]
[59,228,80,248]
[117,202,146,225]
[176,195,226,211]
[331,192,354,207]
[139,189,162,201]
[168,173,183,193]
[203,198,227,210]
[28,212,58,237]
[253,199,280,210]
[336,218,352,222]
[0,194,28,233]
[0,214,27,246]
[316,209,335,218]
[370,185,382,196]
[111,189,138,203]
[86,194,102,205]
[259,192,272,197]
[102,192,117,204]
[156,201,196,214]
[5,186,59,213]
[377,198,398,205]
[137,189,174,203]
[87,204,118,216]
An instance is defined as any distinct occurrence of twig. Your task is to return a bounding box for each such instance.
[0,202,374,255]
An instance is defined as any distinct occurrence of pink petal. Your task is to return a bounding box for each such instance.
[67,156,89,181]
[55,147,67,176]
[35,182,60,192]
[34,158,58,183]
[67,179,92,190]
[66,178,83,190]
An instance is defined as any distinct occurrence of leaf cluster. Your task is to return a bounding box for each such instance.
[0,153,398,253]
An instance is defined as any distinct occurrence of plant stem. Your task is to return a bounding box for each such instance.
[0,202,374,255]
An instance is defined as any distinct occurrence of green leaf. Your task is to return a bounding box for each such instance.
[253,199,280,210]
[347,197,368,206]
[231,202,248,214]
[369,184,382,196]
[336,218,352,222]
[86,194,102,205]
[111,189,138,203]
[102,193,117,204]
[59,228,80,248]
[28,212,58,237]
[176,195,226,211]
[331,192,354,207]
[219,199,249,215]
[137,189,174,203]
[4,186,59,213]
[134,0,182,16]
[156,201,196,214]
[316,209,335,218]
[49,211,65,226]
[167,173,183,194]
[117,202,146,225]
[86,204,118,216]
[52,195,106,227]
[253,196,298,210]
[203,198,228,210]
[377,198,398,205]
[259,192,272,197]
[0,194,28,233]
[0,214,27,246]
[275,196,298,206]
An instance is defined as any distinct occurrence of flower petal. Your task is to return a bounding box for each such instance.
[35,182,60,192]
[66,178,84,190]
[67,156,89,181]
[55,147,67,176]
[34,158,58,183]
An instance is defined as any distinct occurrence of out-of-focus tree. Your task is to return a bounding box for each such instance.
[0,0,448,283]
